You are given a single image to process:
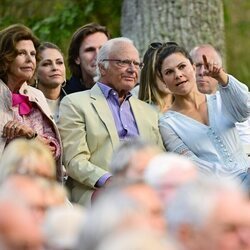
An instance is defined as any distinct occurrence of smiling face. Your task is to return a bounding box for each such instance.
[37,48,66,89]
[76,32,108,82]
[100,42,140,96]
[161,52,196,96]
[7,40,36,85]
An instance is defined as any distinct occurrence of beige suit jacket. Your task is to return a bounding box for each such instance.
[58,84,164,206]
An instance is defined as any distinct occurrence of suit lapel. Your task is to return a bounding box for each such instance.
[130,97,150,138]
[90,84,119,147]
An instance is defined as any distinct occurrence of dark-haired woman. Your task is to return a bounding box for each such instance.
[157,44,250,187]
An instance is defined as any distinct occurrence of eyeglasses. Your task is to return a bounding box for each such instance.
[149,41,178,49]
[101,59,144,69]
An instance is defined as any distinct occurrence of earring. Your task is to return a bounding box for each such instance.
[62,80,66,87]
[34,79,39,88]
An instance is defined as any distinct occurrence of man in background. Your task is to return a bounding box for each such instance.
[190,44,250,155]
[65,23,110,93]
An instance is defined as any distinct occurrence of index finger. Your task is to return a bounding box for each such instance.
[202,54,209,69]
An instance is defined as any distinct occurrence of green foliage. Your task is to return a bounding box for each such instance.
[0,0,122,57]
[0,0,249,84]
[223,0,250,84]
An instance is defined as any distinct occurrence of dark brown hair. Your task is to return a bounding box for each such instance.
[67,23,110,78]
[156,44,193,79]
[0,24,40,82]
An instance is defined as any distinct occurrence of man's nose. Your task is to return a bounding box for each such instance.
[197,64,205,76]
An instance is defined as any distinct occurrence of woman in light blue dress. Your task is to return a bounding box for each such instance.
[157,44,250,187]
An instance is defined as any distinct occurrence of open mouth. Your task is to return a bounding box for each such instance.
[176,80,187,87]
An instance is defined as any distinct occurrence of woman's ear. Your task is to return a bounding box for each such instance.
[192,63,196,72]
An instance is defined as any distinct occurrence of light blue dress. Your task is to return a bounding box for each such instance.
[159,75,250,179]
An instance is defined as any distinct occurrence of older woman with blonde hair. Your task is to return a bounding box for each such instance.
[0,138,56,183]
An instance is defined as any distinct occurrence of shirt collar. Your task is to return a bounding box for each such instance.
[97,82,132,100]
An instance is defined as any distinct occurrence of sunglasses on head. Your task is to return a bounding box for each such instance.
[149,41,178,49]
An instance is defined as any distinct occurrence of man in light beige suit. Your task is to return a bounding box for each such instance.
[58,37,164,206]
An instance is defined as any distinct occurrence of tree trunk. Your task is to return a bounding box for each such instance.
[121,0,225,61]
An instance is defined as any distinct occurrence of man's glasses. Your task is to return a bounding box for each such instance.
[101,59,144,69]
[149,41,178,49]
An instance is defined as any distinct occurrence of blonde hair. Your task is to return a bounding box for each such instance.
[139,47,172,112]
[0,138,56,183]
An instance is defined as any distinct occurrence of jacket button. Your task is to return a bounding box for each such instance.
[23,89,28,94]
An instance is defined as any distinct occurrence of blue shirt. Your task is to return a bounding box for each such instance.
[159,75,250,179]
[97,82,139,140]
[95,82,139,188]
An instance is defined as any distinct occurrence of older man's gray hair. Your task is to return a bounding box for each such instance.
[166,177,243,235]
[94,37,134,82]
[109,138,160,176]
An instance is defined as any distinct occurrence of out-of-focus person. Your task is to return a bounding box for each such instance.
[166,177,250,250]
[96,229,179,250]
[0,138,56,183]
[144,153,197,203]
[0,175,69,225]
[42,205,86,250]
[109,138,161,179]
[0,198,44,250]
[76,180,167,250]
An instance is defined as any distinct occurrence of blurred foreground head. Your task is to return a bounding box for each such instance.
[166,177,250,250]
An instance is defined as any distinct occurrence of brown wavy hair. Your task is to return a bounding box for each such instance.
[67,23,110,78]
[0,24,40,82]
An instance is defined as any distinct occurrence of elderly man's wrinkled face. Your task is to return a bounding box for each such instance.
[100,42,141,96]
[194,191,250,250]
[192,47,221,94]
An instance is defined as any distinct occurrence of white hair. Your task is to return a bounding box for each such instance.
[0,138,56,183]
[109,138,159,175]
[166,176,243,235]
[75,188,144,250]
[144,152,197,188]
[96,229,179,250]
[94,37,134,82]
[42,205,86,249]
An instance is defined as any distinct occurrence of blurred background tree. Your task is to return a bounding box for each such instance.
[0,0,249,84]
[121,0,225,62]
